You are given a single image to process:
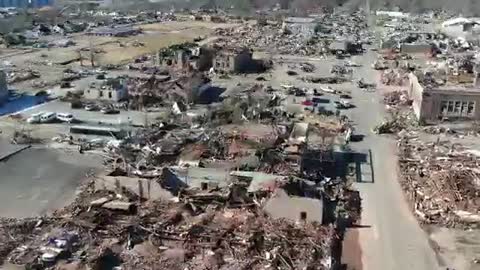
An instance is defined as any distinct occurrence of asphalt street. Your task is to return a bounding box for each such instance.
[344,51,440,270]
[0,147,102,218]
[270,50,440,269]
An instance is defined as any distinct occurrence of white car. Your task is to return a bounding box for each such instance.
[26,112,44,124]
[40,112,57,123]
[84,104,98,111]
[56,112,75,123]
[339,99,353,108]
[320,86,336,94]
[345,61,362,67]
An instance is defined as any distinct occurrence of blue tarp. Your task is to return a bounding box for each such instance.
[0,92,49,116]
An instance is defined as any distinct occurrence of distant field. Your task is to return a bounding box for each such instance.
[95,21,238,65]
[96,29,208,65]
[97,33,195,65]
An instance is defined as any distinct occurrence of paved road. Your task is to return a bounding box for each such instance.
[344,51,440,270]
[0,147,102,218]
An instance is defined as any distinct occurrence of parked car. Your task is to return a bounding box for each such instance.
[357,79,376,89]
[40,112,56,123]
[339,94,352,99]
[27,112,44,124]
[100,106,119,114]
[85,104,99,111]
[335,99,354,109]
[344,60,362,67]
[320,86,336,94]
[57,112,75,123]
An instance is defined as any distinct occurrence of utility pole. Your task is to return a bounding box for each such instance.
[366,0,371,28]
[89,37,95,67]
[77,50,83,66]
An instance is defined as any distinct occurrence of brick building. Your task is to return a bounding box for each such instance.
[408,72,480,123]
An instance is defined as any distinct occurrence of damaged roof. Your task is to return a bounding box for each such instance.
[230,171,286,192]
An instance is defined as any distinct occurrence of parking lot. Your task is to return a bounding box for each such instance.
[20,100,167,126]
[0,147,102,218]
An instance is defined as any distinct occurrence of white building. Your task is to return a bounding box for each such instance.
[84,78,128,102]
[441,17,480,39]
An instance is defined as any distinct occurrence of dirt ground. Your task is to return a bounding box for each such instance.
[428,227,480,270]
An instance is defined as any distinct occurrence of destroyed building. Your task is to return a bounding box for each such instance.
[264,188,323,224]
[158,45,215,72]
[381,31,441,54]
[0,70,7,105]
[127,72,210,109]
[84,77,128,102]
[213,47,268,74]
[442,17,480,39]
[163,167,230,193]
[329,40,363,55]
[408,71,480,122]
[282,17,316,37]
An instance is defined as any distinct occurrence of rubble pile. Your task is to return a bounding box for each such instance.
[381,69,407,86]
[0,218,44,263]
[11,130,43,144]
[6,69,40,84]
[215,11,371,57]
[215,23,326,56]
[302,76,349,84]
[0,174,347,270]
[300,62,316,73]
[372,60,388,70]
[383,90,411,107]
[330,65,353,77]
[398,136,480,227]
[103,126,205,176]
[126,72,207,109]
[373,110,417,134]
